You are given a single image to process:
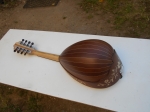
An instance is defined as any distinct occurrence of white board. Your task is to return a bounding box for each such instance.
[0,29,150,112]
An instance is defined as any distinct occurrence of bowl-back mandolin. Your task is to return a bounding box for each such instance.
[14,39,123,88]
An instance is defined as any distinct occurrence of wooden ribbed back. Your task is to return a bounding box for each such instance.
[14,39,122,88]
[59,39,115,82]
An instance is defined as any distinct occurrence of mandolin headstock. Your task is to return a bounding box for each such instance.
[14,39,35,55]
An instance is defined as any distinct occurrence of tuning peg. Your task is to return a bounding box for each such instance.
[20,39,24,44]
[24,40,27,45]
[24,50,29,55]
[27,41,31,46]
[30,42,34,47]
[21,49,26,54]
[17,48,22,53]
[14,47,19,52]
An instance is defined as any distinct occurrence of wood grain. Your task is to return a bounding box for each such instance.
[32,50,59,62]
[59,39,114,82]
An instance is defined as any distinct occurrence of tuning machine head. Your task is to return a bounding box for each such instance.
[20,39,24,44]
[21,49,26,54]
[14,39,35,55]
[30,42,34,47]
[14,47,19,52]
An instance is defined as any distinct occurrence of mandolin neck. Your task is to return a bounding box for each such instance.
[32,50,59,62]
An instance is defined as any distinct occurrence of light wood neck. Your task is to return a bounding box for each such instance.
[14,41,59,62]
[32,50,59,62]
[14,39,59,62]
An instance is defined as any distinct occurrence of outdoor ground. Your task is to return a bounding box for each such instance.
[0,0,150,111]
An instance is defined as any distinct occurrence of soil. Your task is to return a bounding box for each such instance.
[0,0,122,40]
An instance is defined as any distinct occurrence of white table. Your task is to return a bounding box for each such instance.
[0,29,150,112]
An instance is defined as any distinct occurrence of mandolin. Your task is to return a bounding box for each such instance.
[14,39,123,88]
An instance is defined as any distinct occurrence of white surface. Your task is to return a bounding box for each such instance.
[0,29,150,112]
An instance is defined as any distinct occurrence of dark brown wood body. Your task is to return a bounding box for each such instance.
[59,39,122,88]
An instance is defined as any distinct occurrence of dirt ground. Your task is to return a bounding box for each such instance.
[0,0,132,39]
[0,0,149,111]
[0,0,150,39]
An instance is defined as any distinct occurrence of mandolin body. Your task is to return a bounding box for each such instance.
[14,39,123,88]
[59,39,123,88]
